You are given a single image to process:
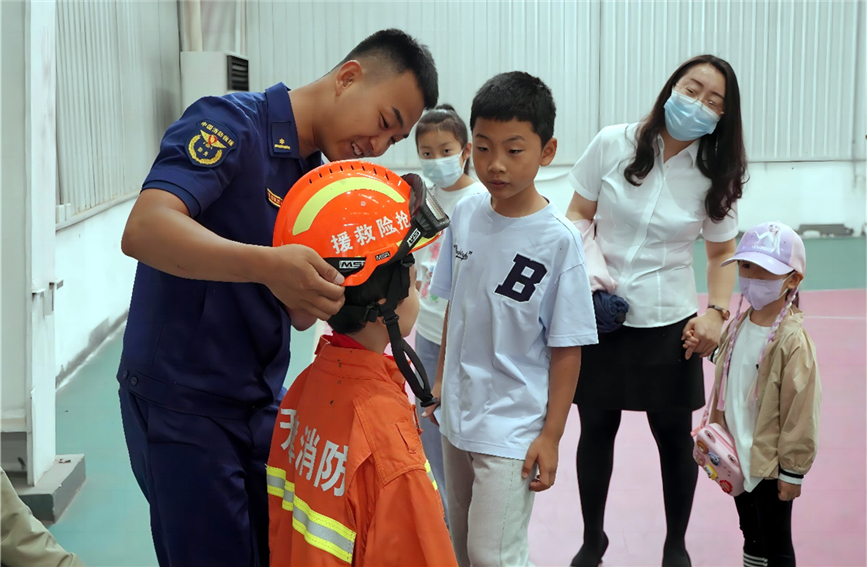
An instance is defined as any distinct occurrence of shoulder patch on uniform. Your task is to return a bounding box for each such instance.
[187,120,238,167]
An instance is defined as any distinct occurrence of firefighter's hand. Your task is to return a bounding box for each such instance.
[523,433,559,492]
[264,244,345,321]
[421,382,442,426]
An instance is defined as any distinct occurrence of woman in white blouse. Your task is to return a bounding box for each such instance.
[566,55,745,567]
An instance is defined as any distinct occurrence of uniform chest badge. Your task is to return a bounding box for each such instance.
[267,188,283,208]
[187,120,237,167]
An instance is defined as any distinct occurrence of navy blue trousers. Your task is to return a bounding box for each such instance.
[119,387,277,567]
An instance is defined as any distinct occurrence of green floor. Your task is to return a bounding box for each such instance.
[49,324,320,567]
[50,335,157,566]
[49,237,865,566]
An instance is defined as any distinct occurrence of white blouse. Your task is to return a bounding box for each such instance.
[569,123,738,328]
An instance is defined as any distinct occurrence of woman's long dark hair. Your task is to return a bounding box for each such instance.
[624,55,746,221]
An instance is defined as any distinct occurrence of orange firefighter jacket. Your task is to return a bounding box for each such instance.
[267,334,457,566]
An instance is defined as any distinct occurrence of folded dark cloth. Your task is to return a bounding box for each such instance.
[593,290,629,333]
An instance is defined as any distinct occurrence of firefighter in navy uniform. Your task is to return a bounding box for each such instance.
[117,30,438,567]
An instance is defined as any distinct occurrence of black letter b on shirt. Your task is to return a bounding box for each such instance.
[495,254,548,302]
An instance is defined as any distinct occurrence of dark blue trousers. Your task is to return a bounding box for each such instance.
[119,387,277,567]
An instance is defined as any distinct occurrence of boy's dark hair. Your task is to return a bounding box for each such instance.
[328,258,412,335]
[470,71,556,146]
[339,29,438,110]
[415,104,470,174]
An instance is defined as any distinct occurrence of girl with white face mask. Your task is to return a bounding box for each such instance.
[694,221,820,567]
[411,104,485,525]
[416,104,476,190]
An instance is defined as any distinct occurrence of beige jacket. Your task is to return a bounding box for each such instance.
[0,468,84,567]
[707,307,821,484]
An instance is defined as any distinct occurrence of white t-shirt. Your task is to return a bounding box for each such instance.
[415,181,486,344]
[724,317,769,493]
[568,123,739,328]
[430,193,598,460]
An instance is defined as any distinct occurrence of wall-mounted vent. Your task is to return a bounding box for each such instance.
[180,52,252,111]
[227,55,249,92]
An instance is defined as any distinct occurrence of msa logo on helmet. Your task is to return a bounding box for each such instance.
[406,228,422,248]
[375,251,391,262]
[328,258,366,275]
[339,259,364,270]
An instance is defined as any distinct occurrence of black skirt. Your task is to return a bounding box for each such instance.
[573,315,704,412]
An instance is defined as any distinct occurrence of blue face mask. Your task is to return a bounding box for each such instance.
[663,90,721,141]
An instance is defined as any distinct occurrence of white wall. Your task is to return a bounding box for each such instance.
[247,0,600,168]
[598,0,863,162]
[52,0,182,381]
[56,0,182,219]
[503,162,866,235]
[246,0,867,234]
[48,0,867,384]
[54,202,137,382]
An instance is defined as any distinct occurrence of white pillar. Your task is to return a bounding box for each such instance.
[27,0,59,485]
[0,0,58,487]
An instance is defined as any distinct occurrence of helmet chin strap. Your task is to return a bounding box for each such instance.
[380,304,438,408]
[339,257,438,407]
[370,259,438,407]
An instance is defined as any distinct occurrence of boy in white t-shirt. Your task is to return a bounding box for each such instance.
[424,72,598,566]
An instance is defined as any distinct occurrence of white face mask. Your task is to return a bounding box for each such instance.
[739,275,789,311]
[420,154,463,188]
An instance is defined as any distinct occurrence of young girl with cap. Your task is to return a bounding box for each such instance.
[698,221,821,567]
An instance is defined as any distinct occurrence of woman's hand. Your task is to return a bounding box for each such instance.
[682,311,725,359]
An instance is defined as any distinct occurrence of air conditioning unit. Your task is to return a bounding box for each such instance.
[180,52,249,111]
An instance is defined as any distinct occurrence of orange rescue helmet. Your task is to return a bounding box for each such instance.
[273,160,446,287]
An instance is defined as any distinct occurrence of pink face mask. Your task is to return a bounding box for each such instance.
[739,275,790,310]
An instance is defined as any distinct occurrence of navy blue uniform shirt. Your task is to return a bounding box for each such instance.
[119,83,321,418]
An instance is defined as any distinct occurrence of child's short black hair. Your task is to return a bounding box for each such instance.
[470,71,556,146]
[328,257,412,335]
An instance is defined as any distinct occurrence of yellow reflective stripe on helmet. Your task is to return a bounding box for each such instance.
[293,177,406,236]
[266,465,286,498]
[424,460,438,491]
[291,495,356,563]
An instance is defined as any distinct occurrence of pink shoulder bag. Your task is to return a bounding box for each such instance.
[692,408,745,497]
[691,322,746,497]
